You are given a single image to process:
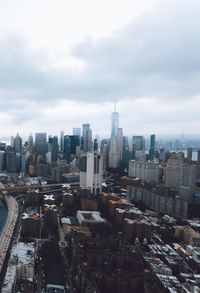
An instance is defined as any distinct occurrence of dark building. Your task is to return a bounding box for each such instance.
[35,133,47,156]
[16,152,21,172]
[49,136,59,162]
[63,135,80,163]
[101,139,108,153]
[121,136,130,170]
[69,135,80,155]
[14,133,22,153]
[60,130,64,152]
[94,139,98,151]
[6,150,16,173]
[64,135,71,163]
[149,134,155,160]
[187,147,193,162]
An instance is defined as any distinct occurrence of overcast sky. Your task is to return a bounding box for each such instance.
[0,0,199,138]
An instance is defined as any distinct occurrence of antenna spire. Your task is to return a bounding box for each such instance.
[114,99,117,112]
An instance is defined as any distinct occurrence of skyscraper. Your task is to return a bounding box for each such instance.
[14,133,22,153]
[80,151,103,194]
[73,128,81,146]
[111,108,119,139]
[6,149,16,173]
[35,133,47,156]
[28,133,33,150]
[132,136,145,159]
[11,136,14,148]
[132,136,145,151]
[108,137,120,168]
[116,128,123,160]
[69,135,80,155]
[64,135,71,163]
[60,131,64,152]
[93,139,98,151]
[48,136,59,162]
[149,134,155,160]
[73,128,81,137]
[82,124,92,152]
[187,147,192,162]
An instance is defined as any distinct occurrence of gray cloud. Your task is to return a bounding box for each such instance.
[0,0,200,126]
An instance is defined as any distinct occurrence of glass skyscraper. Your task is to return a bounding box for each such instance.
[111,112,119,138]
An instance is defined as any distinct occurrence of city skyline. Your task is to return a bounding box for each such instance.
[1,1,200,292]
[0,0,200,136]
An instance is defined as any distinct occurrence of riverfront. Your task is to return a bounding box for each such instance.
[0,199,7,234]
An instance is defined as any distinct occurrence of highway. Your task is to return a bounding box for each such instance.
[0,195,18,273]
[0,183,63,193]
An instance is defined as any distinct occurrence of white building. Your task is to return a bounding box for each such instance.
[116,128,123,160]
[111,111,119,138]
[129,160,160,184]
[108,137,121,168]
[80,152,103,194]
[164,153,183,189]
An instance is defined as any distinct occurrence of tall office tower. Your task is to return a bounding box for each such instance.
[181,164,197,189]
[102,144,108,171]
[159,149,166,162]
[108,137,121,168]
[69,135,80,156]
[73,128,81,145]
[80,152,103,194]
[100,139,108,153]
[21,152,27,174]
[132,136,145,151]
[73,128,81,137]
[49,136,59,162]
[94,139,98,151]
[187,147,192,162]
[35,133,47,156]
[28,133,33,149]
[132,136,145,159]
[64,135,71,163]
[116,128,123,160]
[122,136,129,170]
[11,136,14,147]
[149,134,156,160]
[63,135,80,163]
[82,124,92,152]
[95,134,100,144]
[16,152,21,172]
[6,150,16,173]
[123,136,128,151]
[60,131,64,152]
[111,112,119,139]
[14,133,22,153]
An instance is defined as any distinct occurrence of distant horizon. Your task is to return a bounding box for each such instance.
[1,132,200,145]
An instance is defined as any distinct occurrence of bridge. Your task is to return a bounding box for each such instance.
[0,182,80,195]
[0,183,63,194]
